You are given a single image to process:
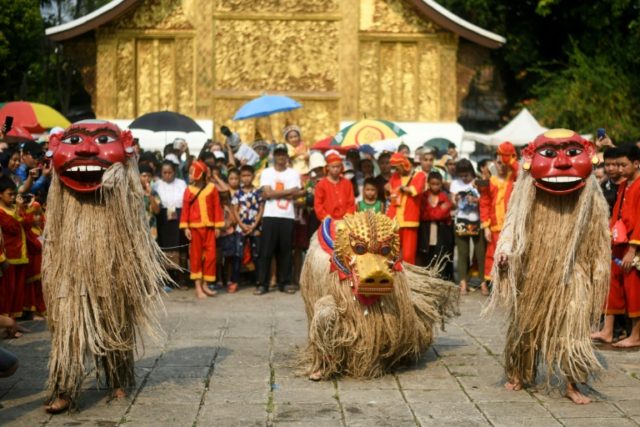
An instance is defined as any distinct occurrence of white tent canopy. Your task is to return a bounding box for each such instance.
[463,108,547,147]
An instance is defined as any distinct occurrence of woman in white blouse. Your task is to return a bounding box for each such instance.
[153,160,188,287]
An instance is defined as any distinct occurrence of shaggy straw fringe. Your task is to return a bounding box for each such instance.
[301,235,458,379]
[485,173,610,388]
[43,160,171,402]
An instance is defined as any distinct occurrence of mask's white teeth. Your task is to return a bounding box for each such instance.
[86,165,101,172]
[541,176,581,183]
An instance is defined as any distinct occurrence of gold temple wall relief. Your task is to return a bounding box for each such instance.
[89,0,465,146]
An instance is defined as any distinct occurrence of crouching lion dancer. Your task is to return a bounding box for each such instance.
[42,120,170,413]
[301,211,458,380]
[487,129,610,404]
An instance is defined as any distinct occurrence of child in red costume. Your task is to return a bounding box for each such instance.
[23,200,46,318]
[592,144,640,348]
[0,179,32,321]
[314,150,356,221]
[180,161,224,299]
[385,152,426,265]
[479,141,518,284]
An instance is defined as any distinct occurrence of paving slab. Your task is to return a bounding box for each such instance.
[1,290,640,426]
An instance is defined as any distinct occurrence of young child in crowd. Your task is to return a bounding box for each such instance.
[450,159,484,294]
[417,171,454,279]
[0,178,31,329]
[357,177,383,213]
[216,168,241,291]
[180,161,224,299]
[230,165,264,292]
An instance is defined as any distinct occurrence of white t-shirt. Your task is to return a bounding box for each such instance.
[153,178,187,210]
[260,167,301,219]
[449,179,480,222]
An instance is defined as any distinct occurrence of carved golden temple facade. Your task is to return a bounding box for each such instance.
[47,0,504,143]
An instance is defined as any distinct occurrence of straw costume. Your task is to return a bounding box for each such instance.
[42,120,169,412]
[301,211,458,380]
[487,129,610,404]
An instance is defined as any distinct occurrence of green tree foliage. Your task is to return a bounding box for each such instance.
[441,0,640,140]
[0,0,44,101]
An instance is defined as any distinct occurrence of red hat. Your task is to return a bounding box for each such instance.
[497,141,518,166]
[324,149,342,165]
[189,160,208,181]
[390,152,411,171]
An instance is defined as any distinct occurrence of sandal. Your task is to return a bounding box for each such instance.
[254,287,267,296]
[227,282,238,293]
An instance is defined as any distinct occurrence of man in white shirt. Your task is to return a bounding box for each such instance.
[255,144,304,295]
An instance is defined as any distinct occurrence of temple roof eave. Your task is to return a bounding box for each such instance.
[45,0,506,48]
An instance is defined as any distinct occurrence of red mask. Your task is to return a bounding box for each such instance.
[48,120,134,193]
[523,129,595,195]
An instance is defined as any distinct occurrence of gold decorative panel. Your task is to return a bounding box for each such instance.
[114,0,193,30]
[215,0,338,13]
[358,41,379,118]
[214,19,340,92]
[439,45,458,121]
[418,42,440,121]
[358,37,458,122]
[175,37,195,116]
[116,38,135,118]
[360,0,439,33]
[95,39,117,118]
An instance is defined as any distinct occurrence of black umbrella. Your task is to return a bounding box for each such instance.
[129,111,204,133]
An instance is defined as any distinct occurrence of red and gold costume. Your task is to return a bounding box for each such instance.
[179,161,224,282]
[607,177,640,317]
[386,153,426,264]
[0,206,31,318]
[23,202,46,315]
[479,142,518,280]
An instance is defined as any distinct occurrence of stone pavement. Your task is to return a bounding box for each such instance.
[1,288,639,426]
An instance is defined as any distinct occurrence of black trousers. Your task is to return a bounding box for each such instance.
[257,217,294,291]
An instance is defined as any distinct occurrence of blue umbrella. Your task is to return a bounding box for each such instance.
[233,95,302,121]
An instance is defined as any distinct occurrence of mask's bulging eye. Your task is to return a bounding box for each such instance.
[538,148,557,158]
[96,135,116,144]
[62,135,82,145]
[353,243,367,255]
[380,245,391,256]
[566,147,583,156]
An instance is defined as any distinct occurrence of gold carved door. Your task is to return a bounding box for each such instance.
[359,38,447,122]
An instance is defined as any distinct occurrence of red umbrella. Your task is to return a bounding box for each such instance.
[311,136,359,154]
[3,125,34,144]
[0,101,70,133]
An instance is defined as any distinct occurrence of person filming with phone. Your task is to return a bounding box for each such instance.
[16,141,51,203]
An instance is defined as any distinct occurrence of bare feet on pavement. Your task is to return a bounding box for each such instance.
[612,336,640,348]
[566,382,591,404]
[309,370,322,381]
[504,379,522,391]
[590,330,613,344]
[45,396,70,414]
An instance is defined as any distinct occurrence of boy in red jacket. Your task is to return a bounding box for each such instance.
[417,171,454,279]
[180,161,224,299]
[313,150,355,221]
